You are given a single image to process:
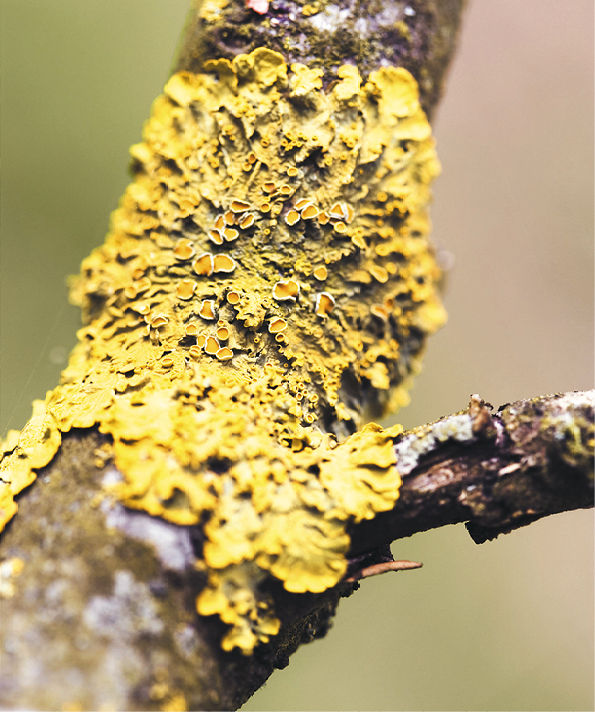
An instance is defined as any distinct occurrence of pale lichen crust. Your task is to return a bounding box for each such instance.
[0,49,445,653]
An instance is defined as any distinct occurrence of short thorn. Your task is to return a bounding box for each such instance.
[345,559,423,582]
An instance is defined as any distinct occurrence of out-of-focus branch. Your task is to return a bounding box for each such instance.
[349,391,594,557]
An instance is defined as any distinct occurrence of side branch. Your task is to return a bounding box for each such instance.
[349,391,594,556]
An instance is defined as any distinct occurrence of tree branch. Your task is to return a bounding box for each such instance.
[2,2,591,710]
[349,391,594,557]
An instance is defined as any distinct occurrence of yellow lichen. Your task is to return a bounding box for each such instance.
[0,400,61,530]
[0,49,446,654]
[315,292,336,317]
[313,265,328,281]
[199,0,229,22]
[302,3,320,17]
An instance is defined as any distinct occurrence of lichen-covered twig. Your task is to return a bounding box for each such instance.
[350,391,594,555]
[0,47,445,657]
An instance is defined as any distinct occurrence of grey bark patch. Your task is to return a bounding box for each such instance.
[83,570,164,642]
[104,502,195,572]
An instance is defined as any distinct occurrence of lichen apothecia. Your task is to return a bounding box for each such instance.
[0,49,446,654]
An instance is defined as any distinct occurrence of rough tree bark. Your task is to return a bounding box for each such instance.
[1,2,592,710]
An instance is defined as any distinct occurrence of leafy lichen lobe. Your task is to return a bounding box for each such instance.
[1,49,444,653]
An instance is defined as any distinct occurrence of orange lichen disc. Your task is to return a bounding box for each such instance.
[285,210,300,226]
[216,347,233,361]
[204,336,220,355]
[199,300,217,320]
[268,318,288,333]
[213,254,236,273]
[315,292,336,317]
[239,213,255,229]
[151,314,169,328]
[176,279,196,300]
[301,204,319,220]
[223,228,239,242]
[231,199,251,213]
[272,279,300,301]
[173,238,196,260]
[328,202,345,219]
[193,253,214,276]
[209,229,224,245]
[369,265,389,283]
[313,266,328,281]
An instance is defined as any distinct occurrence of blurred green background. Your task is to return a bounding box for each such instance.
[1,1,593,710]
